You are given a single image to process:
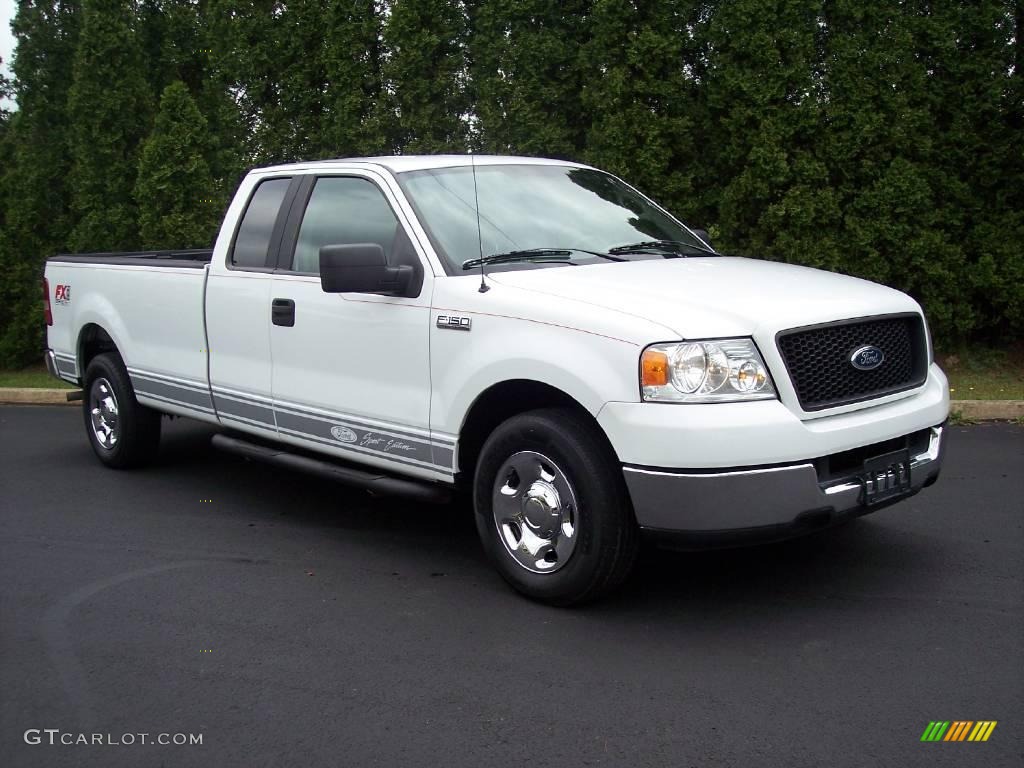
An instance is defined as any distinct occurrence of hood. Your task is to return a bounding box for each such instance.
[488,256,921,339]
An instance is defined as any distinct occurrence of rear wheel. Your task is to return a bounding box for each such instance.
[82,353,161,468]
[473,407,639,605]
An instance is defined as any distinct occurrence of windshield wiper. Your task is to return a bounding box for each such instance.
[607,239,715,256]
[462,249,575,270]
[460,246,632,270]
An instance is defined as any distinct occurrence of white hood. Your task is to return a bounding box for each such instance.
[488,256,921,339]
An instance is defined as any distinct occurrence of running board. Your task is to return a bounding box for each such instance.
[211,433,452,505]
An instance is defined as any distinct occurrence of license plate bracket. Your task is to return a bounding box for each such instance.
[860,448,912,506]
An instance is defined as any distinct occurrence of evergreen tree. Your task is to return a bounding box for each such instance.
[469,0,590,158]
[376,0,469,153]
[322,0,384,156]
[0,60,11,129]
[271,0,332,159]
[701,0,831,266]
[0,62,11,346]
[0,55,11,235]
[0,0,1020,362]
[914,0,1023,341]
[0,1,81,368]
[204,0,277,164]
[141,0,243,209]
[0,68,10,230]
[207,0,332,163]
[66,0,152,252]
[817,1,970,340]
[141,1,244,206]
[134,81,219,249]
[581,0,705,220]
[138,0,209,99]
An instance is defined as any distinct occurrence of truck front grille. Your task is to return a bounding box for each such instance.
[776,314,928,411]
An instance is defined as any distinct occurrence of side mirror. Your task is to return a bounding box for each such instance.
[692,228,714,250]
[319,243,412,296]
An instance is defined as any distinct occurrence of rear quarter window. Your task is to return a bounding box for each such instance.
[231,178,291,268]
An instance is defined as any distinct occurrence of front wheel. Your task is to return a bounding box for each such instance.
[473,408,639,605]
[82,352,162,468]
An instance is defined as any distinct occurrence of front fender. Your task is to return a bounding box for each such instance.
[430,312,643,440]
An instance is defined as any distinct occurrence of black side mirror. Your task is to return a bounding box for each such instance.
[692,228,714,250]
[319,243,412,296]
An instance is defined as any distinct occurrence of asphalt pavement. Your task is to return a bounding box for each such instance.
[1,406,1021,768]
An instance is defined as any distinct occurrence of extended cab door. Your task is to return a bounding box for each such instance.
[268,170,448,481]
[205,174,297,437]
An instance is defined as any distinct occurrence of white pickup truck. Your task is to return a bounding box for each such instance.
[43,155,949,604]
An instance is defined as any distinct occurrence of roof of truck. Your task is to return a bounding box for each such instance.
[256,155,587,174]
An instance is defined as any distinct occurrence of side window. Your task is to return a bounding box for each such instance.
[231,177,291,268]
[291,177,400,273]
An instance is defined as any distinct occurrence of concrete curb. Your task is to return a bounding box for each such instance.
[0,388,79,405]
[0,388,1021,421]
[950,400,1024,422]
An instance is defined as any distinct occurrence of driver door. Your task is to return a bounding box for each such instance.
[268,170,446,480]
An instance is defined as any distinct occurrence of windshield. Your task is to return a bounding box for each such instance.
[396,164,711,273]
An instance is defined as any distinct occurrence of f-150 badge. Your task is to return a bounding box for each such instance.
[436,314,471,331]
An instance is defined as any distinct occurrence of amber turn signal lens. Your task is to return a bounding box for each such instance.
[641,349,670,387]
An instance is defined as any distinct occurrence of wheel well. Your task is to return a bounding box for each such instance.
[456,380,615,487]
[77,324,119,377]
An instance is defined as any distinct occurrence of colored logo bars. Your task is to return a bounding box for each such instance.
[921,721,997,742]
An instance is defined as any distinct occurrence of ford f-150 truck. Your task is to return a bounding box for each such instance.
[43,155,948,604]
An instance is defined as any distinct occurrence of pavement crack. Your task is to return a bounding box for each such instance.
[41,561,204,731]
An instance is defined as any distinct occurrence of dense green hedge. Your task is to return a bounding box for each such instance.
[0,1,1020,368]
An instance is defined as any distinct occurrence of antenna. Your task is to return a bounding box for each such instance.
[470,151,489,293]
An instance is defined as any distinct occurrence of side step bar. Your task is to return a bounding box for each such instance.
[211,433,452,505]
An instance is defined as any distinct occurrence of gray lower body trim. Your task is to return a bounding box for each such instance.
[212,393,275,427]
[129,372,214,413]
[46,350,79,385]
[624,426,945,533]
[276,411,441,471]
[257,396,454,471]
[53,351,78,379]
[273,400,444,445]
[138,390,216,416]
[128,370,456,475]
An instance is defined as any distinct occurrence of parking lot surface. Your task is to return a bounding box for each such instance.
[1,406,1021,767]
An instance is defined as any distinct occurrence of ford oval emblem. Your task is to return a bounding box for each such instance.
[850,345,884,371]
[330,426,358,443]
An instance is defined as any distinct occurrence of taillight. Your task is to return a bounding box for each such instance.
[43,277,53,326]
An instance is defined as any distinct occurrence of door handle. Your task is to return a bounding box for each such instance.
[272,298,295,327]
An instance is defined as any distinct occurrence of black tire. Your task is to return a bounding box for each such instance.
[473,407,639,605]
[82,352,162,468]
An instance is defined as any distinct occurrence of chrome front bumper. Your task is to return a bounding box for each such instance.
[624,425,945,539]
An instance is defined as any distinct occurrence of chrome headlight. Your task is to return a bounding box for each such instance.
[640,338,777,403]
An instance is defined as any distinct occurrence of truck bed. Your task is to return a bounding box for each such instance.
[45,250,213,414]
[48,248,213,268]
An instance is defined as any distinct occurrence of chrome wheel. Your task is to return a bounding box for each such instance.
[492,450,579,573]
[89,377,120,450]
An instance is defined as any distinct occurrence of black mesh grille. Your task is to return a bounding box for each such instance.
[777,314,928,411]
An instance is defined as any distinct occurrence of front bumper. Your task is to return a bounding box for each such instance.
[624,424,945,543]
